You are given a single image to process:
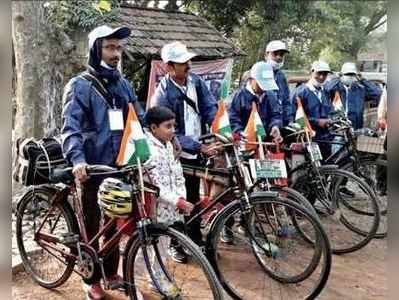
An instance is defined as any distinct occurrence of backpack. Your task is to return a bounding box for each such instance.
[13,137,68,186]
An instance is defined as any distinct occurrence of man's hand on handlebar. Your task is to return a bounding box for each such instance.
[270,126,283,143]
[72,162,89,184]
[317,118,331,128]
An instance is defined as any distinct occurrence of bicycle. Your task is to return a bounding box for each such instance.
[283,125,380,254]
[15,164,223,300]
[182,133,332,300]
[315,113,387,238]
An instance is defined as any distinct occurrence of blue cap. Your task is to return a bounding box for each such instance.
[250,61,278,91]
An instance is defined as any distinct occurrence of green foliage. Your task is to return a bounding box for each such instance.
[45,0,122,32]
[185,0,386,78]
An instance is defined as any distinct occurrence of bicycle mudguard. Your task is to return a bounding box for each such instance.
[249,191,279,200]
[318,164,339,171]
[15,184,65,213]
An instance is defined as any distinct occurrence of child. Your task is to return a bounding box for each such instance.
[145,106,194,263]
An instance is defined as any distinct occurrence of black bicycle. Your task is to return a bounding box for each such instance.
[316,113,387,238]
[283,125,380,254]
[183,133,332,300]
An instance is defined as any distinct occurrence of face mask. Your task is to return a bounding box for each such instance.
[310,77,323,88]
[341,75,357,87]
[267,57,284,70]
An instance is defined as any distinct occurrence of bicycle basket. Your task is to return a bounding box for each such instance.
[356,135,385,154]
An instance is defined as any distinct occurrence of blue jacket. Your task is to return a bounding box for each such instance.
[274,69,291,126]
[228,85,282,133]
[152,73,218,155]
[324,78,382,129]
[61,73,144,167]
[290,83,332,138]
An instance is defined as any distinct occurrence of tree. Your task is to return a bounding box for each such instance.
[12,1,77,139]
[316,1,387,61]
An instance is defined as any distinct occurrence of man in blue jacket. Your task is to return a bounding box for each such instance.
[289,61,333,158]
[61,25,144,300]
[229,61,283,140]
[324,62,382,129]
[265,40,291,126]
[152,41,218,261]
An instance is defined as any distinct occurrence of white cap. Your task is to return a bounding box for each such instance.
[311,60,331,73]
[265,40,289,53]
[161,41,197,64]
[88,25,130,49]
[341,62,358,75]
[250,61,279,91]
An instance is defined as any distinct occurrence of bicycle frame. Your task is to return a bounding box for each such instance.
[32,166,157,281]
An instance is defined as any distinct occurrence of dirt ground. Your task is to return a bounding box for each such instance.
[12,238,386,300]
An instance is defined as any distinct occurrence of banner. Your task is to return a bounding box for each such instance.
[146,58,234,109]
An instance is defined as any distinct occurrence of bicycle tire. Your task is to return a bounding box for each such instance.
[206,197,331,300]
[15,186,78,289]
[341,158,387,238]
[123,224,223,300]
[292,167,380,254]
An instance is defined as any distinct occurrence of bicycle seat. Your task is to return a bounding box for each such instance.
[50,167,74,184]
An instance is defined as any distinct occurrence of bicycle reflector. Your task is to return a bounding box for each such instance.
[98,177,133,218]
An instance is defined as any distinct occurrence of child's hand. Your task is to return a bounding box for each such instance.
[176,197,194,215]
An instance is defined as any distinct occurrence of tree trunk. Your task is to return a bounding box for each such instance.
[12,1,78,139]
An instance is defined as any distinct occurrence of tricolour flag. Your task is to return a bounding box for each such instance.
[295,96,315,137]
[211,100,232,137]
[116,103,150,166]
[244,102,266,151]
[332,91,344,111]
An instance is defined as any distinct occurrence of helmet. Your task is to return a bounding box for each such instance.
[98,177,133,218]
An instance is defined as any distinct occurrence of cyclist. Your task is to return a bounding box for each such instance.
[61,25,145,300]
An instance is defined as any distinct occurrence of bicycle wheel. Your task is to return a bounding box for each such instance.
[206,197,331,300]
[292,167,380,254]
[15,186,78,289]
[124,223,223,300]
[342,157,387,238]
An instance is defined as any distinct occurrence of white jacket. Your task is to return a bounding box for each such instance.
[145,132,186,225]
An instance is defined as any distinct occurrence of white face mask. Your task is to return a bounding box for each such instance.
[267,57,284,70]
[341,75,357,87]
[310,77,323,88]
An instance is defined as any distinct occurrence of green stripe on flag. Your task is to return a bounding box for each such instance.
[127,139,150,165]
[256,124,266,138]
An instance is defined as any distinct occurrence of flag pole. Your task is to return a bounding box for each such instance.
[257,134,265,160]
[136,157,147,218]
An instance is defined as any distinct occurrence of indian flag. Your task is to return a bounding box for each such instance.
[295,96,315,137]
[211,100,232,137]
[332,91,344,111]
[116,103,150,166]
[244,102,266,151]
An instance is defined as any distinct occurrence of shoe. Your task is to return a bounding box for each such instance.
[84,282,106,300]
[220,226,234,244]
[106,274,125,292]
[168,245,188,264]
[339,186,355,197]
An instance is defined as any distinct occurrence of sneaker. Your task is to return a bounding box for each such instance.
[168,245,188,264]
[106,274,125,292]
[84,282,106,300]
[220,226,234,244]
